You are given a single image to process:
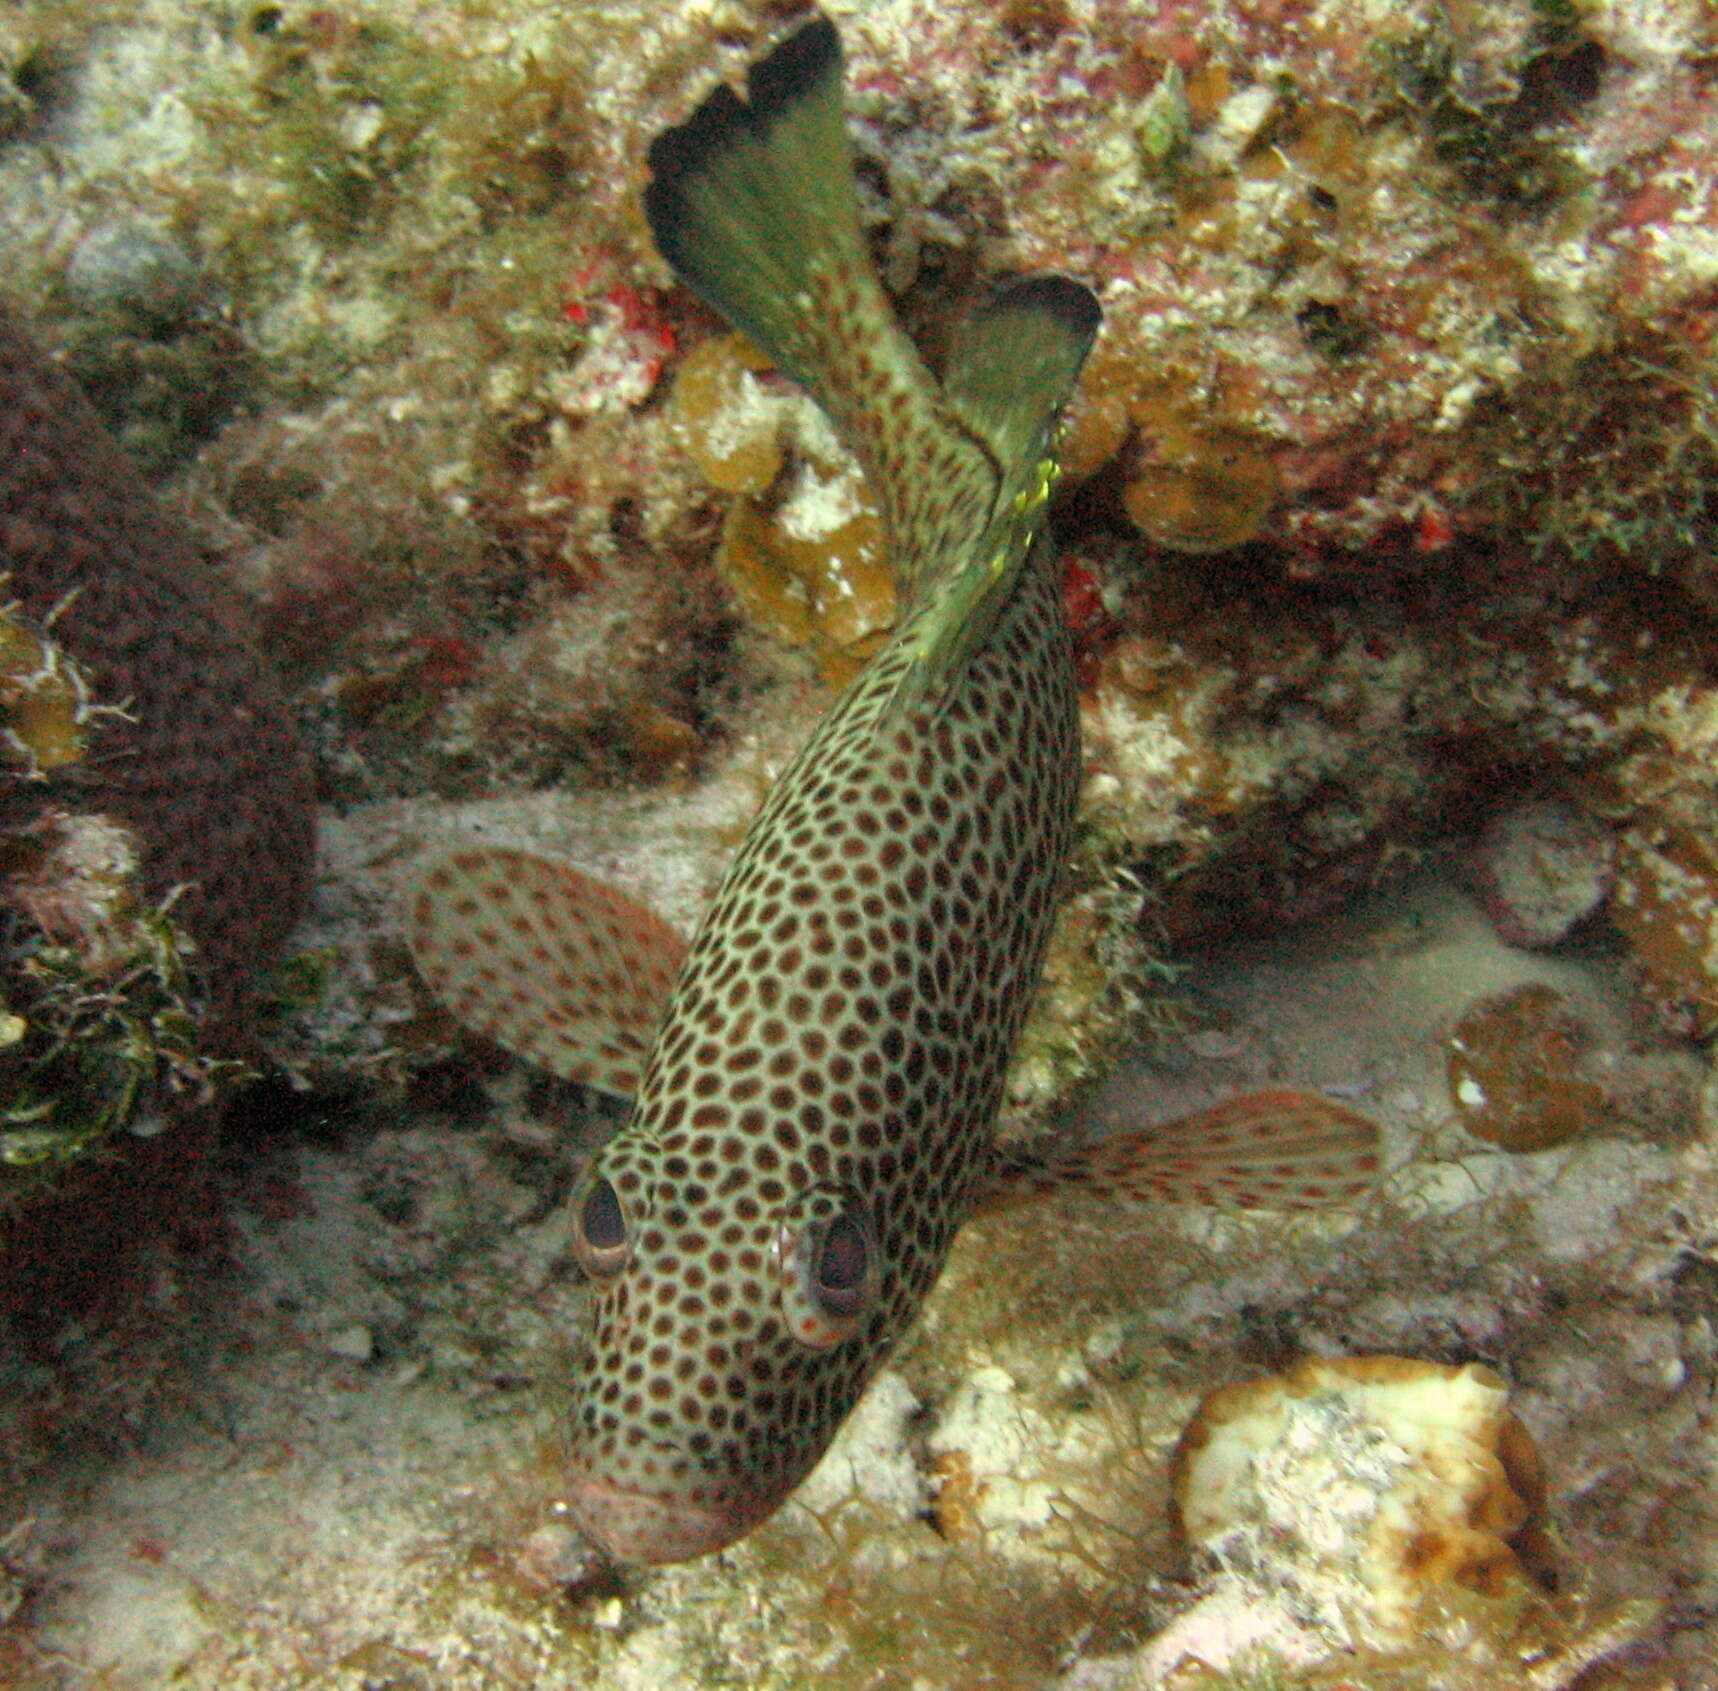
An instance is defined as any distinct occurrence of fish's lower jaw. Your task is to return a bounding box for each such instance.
[564,1469,787,1565]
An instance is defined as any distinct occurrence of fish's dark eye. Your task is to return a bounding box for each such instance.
[776,1189,880,1349]
[572,1175,630,1280]
[813,1212,872,1317]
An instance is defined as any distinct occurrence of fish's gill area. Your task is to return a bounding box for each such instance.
[0,0,1717,1686]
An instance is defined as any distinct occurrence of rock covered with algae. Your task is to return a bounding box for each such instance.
[3,0,1717,1034]
[0,2,1717,1688]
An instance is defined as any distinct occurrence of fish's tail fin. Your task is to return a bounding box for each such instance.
[646,14,1103,712]
[643,15,996,605]
[643,17,856,394]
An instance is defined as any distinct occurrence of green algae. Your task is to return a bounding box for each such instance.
[1373,0,1603,208]
[235,13,455,248]
[1472,328,1718,575]
[268,944,341,1015]
[0,891,249,1201]
[1135,64,1191,174]
[1009,816,1191,1118]
[54,308,260,476]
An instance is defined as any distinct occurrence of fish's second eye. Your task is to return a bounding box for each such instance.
[572,1175,630,1280]
[776,1189,881,1349]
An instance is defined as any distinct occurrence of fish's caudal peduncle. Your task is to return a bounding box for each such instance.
[562,10,1099,1563]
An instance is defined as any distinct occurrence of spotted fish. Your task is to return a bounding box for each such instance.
[410,13,1381,1565]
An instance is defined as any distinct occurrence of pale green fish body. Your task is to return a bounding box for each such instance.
[408,10,1380,1567]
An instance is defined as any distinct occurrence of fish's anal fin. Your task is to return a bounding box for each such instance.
[406,846,688,1101]
[643,12,997,606]
[971,1088,1383,1217]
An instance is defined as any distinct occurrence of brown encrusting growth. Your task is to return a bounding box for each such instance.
[0,307,314,1025]
[0,306,314,1317]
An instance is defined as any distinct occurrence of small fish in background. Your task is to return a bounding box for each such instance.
[409,11,1381,1566]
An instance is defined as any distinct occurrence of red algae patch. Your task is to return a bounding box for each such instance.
[1445,983,1608,1153]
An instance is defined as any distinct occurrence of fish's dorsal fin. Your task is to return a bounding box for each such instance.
[407,847,687,1100]
[943,274,1102,470]
[970,1088,1383,1216]
[643,13,998,608]
[889,273,1102,701]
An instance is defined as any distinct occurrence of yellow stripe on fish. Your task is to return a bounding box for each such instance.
[408,11,1380,1567]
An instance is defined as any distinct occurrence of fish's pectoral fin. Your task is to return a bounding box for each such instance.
[971,1088,1383,1216]
[406,846,688,1101]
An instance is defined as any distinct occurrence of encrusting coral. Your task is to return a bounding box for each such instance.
[1169,1356,1550,1631]
[0,307,314,1309]
[671,330,897,686]
[1443,981,1627,1154]
[1094,1355,1657,1687]
[0,311,313,1020]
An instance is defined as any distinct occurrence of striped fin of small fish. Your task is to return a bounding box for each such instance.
[406,846,685,1099]
[973,1088,1383,1214]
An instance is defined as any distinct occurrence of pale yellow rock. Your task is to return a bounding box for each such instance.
[1169,1354,1546,1643]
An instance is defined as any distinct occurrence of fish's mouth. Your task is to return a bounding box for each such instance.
[564,1469,787,1565]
